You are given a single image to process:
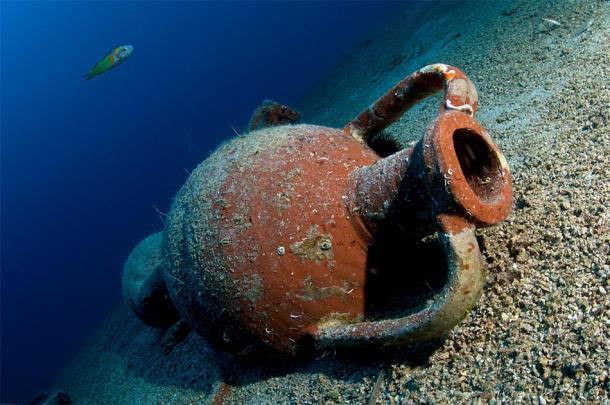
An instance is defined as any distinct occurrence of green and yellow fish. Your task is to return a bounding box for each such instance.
[83,45,133,81]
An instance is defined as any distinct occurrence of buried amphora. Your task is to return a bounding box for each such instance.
[123,64,512,356]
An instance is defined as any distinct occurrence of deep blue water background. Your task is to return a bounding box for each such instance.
[0,1,401,402]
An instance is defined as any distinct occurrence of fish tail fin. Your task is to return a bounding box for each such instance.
[82,72,94,81]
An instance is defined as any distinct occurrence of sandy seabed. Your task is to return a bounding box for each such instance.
[53,0,609,403]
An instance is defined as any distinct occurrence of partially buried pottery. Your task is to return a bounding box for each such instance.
[247,99,301,132]
[122,232,179,328]
[123,64,512,356]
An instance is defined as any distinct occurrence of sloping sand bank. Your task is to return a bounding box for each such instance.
[53,0,608,403]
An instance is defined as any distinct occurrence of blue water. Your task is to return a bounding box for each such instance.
[0,1,400,402]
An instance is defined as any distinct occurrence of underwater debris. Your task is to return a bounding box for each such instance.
[542,17,561,27]
[124,64,512,357]
[247,99,301,132]
[121,232,179,329]
[367,369,386,405]
[572,19,593,38]
[211,383,232,405]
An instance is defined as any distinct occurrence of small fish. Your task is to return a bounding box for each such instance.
[542,18,561,27]
[83,45,133,81]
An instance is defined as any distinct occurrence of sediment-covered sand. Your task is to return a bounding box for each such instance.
[53,0,609,403]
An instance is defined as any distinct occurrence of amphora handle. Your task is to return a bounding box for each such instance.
[314,64,510,348]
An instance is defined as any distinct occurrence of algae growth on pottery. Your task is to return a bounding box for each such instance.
[123,64,512,356]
